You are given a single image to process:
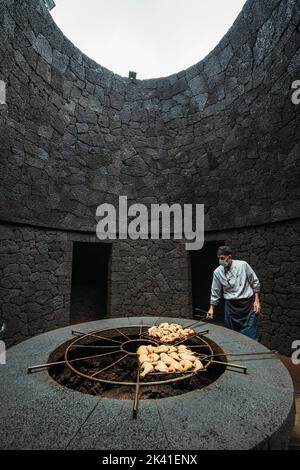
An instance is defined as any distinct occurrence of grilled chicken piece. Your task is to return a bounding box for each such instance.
[178,345,189,353]
[160,353,173,366]
[137,346,148,355]
[178,344,188,348]
[140,362,154,378]
[180,359,194,372]
[155,361,169,373]
[180,331,192,338]
[169,352,181,361]
[162,333,180,343]
[169,325,178,333]
[159,323,169,328]
[148,323,194,343]
[148,353,160,362]
[155,345,170,353]
[137,343,201,377]
[160,336,170,343]
[179,353,196,362]
[185,329,194,335]
[194,359,204,372]
[139,354,150,364]
[170,360,183,372]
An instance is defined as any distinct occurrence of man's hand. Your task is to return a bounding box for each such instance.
[253,299,262,315]
[207,306,215,320]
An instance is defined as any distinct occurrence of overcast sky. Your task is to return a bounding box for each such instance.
[51,0,247,79]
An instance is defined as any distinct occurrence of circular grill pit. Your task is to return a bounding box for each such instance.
[0,317,295,450]
[47,325,227,404]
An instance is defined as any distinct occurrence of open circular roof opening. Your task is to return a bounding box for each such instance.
[51,0,247,79]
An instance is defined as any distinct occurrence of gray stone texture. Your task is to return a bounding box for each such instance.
[0,0,299,353]
[0,220,299,355]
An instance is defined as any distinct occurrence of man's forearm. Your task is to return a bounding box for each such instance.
[207,304,216,319]
[254,292,261,314]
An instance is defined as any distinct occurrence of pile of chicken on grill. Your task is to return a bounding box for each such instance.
[137,344,203,378]
[147,323,194,343]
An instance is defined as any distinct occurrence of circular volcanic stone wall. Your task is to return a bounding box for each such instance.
[0,317,295,450]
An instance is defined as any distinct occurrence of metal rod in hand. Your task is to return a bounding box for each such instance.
[195,308,209,316]
[183,319,209,330]
[173,330,209,346]
[196,351,278,361]
[212,359,247,374]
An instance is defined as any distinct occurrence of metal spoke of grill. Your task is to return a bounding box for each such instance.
[133,364,141,419]
[69,344,120,349]
[27,350,122,373]
[173,330,210,347]
[196,351,278,360]
[114,328,132,341]
[211,360,247,373]
[194,350,278,374]
[90,354,129,378]
[72,330,123,344]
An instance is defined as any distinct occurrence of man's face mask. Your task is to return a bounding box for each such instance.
[219,256,230,268]
[219,260,229,268]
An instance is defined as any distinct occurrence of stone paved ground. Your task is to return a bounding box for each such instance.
[202,317,300,449]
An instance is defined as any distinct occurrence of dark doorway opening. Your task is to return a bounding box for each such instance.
[190,241,224,323]
[70,242,111,325]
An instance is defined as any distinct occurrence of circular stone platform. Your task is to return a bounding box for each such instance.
[0,317,295,450]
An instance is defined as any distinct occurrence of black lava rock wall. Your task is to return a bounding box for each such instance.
[0,0,299,353]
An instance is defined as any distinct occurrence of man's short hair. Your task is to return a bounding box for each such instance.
[217,245,233,256]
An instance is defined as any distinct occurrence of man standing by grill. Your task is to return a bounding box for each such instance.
[207,246,262,339]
